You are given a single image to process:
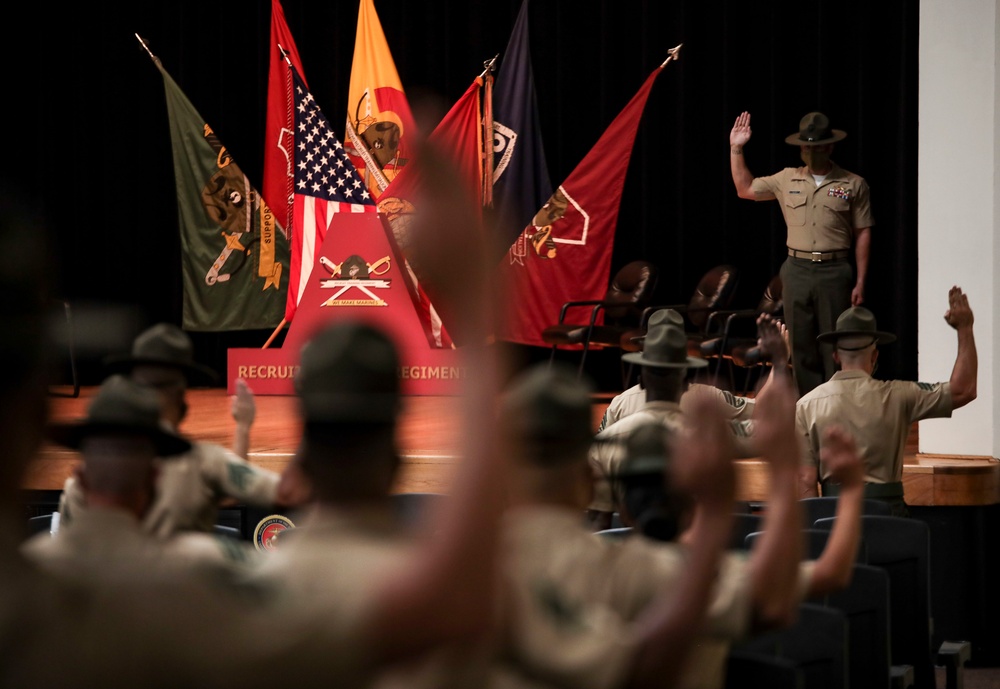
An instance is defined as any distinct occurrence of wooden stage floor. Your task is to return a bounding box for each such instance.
[28,386,1000,507]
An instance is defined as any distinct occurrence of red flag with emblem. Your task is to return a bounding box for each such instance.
[495,61,668,347]
[263,0,306,235]
[377,78,484,348]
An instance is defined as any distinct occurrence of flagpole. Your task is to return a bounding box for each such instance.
[262,319,288,349]
[661,43,683,68]
[134,33,161,67]
[480,54,498,208]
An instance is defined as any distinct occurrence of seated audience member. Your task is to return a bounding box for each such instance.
[598,308,767,432]
[611,418,864,689]
[796,286,977,516]
[588,316,787,529]
[499,362,743,689]
[22,375,256,586]
[59,324,292,538]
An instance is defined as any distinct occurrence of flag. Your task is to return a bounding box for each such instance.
[345,0,417,202]
[263,0,307,234]
[377,78,485,348]
[496,62,668,347]
[487,0,553,256]
[154,57,288,332]
[285,65,378,324]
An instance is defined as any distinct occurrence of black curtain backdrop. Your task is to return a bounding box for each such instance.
[9,1,918,390]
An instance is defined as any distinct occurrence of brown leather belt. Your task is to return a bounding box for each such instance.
[787,247,849,262]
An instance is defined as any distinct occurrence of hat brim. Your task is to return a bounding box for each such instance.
[816,330,896,346]
[47,421,192,457]
[621,351,709,369]
[785,129,847,146]
[104,355,220,384]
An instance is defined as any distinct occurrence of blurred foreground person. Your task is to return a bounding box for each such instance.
[23,374,255,585]
[612,417,864,689]
[498,362,739,689]
[59,323,289,538]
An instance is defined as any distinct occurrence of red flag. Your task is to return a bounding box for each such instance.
[495,63,667,347]
[263,0,306,235]
[285,66,378,324]
[377,78,484,348]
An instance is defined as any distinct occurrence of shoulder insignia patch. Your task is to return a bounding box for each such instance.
[227,462,255,490]
[731,421,751,437]
[534,580,584,630]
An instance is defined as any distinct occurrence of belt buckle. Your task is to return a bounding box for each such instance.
[810,251,824,263]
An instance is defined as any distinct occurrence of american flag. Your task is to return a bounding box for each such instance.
[285,65,376,323]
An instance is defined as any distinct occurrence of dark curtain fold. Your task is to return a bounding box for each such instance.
[9,0,918,388]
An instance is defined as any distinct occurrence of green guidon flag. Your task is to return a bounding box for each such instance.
[156,59,288,331]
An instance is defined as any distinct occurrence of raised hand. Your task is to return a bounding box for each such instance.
[820,426,863,489]
[230,377,256,427]
[673,388,736,511]
[730,111,753,148]
[750,362,799,470]
[944,285,974,330]
[757,313,789,370]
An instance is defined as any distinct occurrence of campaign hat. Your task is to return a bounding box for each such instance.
[622,324,708,369]
[816,306,896,349]
[784,111,847,146]
[48,374,191,456]
[105,323,218,384]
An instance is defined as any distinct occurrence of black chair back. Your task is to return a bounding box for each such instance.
[815,515,935,689]
[732,603,849,689]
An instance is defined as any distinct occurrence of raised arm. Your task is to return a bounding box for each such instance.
[230,377,255,460]
[944,285,977,409]
[806,426,863,596]
[743,339,804,631]
[364,145,508,665]
[730,111,757,200]
[626,392,735,689]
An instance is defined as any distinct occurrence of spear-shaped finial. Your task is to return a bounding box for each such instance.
[277,43,294,68]
[661,43,683,68]
[479,53,499,79]
[134,33,161,67]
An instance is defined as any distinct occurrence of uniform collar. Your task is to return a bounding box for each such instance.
[790,161,849,183]
[830,369,871,380]
[640,399,683,413]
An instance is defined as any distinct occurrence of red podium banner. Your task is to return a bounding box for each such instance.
[227,212,462,395]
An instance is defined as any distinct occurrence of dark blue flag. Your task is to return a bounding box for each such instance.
[488,0,553,257]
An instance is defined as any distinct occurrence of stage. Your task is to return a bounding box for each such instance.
[27,386,1000,506]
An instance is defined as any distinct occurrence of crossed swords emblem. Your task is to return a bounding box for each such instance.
[318,255,392,306]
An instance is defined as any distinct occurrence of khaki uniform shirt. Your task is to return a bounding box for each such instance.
[795,370,953,483]
[21,508,256,586]
[598,383,755,432]
[750,164,874,251]
[590,401,755,514]
[247,503,413,636]
[589,401,687,513]
[59,440,280,538]
[503,505,815,689]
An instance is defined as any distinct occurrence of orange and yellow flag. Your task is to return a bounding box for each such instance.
[344,0,417,203]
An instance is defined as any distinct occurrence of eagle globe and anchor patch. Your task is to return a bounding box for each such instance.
[253,514,295,552]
